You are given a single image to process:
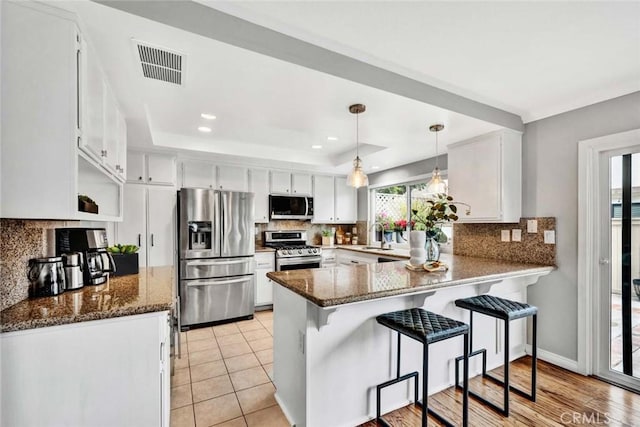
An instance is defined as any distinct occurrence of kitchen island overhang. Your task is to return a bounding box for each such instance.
[267,255,553,427]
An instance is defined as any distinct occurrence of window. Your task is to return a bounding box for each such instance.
[371,178,451,246]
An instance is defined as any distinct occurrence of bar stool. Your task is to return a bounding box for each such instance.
[454,295,537,416]
[375,308,469,427]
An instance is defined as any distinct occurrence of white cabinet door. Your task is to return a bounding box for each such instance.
[321,249,337,268]
[102,82,119,174]
[127,151,146,183]
[447,129,521,222]
[117,185,147,267]
[255,252,275,306]
[147,188,176,267]
[291,173,312,195]
[81,42,105,162]
[217,165,248,192]
[334,177,357,223]
[250,169,270,223]
[312,175,335,223]
[270,171,291,194]
[115,111,127,180]
[1,312,170,427]
[182,161,215,188]
[335,249,378,265]
[147,155,176,186]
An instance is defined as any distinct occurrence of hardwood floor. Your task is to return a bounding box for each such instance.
[359,357,640,426]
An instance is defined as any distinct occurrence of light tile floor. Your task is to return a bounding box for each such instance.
[170,310,289,427]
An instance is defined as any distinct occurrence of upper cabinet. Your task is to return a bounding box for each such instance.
[217,165,248,192]
[181,161,216,188]
[312,176,357,224]
[249,169,269,223]
[1,1,123,221]
[269,171,311,195]
[128,152,176,186]
[447,129,522,223]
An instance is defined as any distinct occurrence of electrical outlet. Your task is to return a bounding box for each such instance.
[501,230,511,242]
[544,230,556,244]
[512,229,522,242]
[527,220,538,233]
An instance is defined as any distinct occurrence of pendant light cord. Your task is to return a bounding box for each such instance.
[434,128,439,169]
[356,111,359,158]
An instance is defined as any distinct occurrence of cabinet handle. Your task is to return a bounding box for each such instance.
[101,149,107,157]
[138,176,143,181]
[148,177,153,182]
[337,217,340,220]
[138,234,142,247]
[330,217,333,220]
[151,234,155,246]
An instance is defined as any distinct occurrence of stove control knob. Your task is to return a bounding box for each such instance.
[298,249,302,254]
[285,250,291,255]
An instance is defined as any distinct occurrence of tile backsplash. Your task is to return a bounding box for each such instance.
[255,221,367,246]
[453,217,556,266]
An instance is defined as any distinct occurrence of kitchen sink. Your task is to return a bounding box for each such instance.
[363,246,394,251]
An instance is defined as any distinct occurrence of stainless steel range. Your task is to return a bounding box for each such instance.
[264,230,322,271]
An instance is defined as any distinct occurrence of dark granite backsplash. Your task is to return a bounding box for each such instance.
[453,217,556,266]
[255,220,365,246]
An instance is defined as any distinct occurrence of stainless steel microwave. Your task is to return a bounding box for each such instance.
[269,195,314,220]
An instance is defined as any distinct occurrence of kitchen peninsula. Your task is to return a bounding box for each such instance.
[267,255,553,427]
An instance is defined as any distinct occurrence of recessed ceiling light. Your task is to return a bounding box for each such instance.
[198,126,212,133]
[311,145,323,149]
[327,136,338,141]
[201,113,216,120]
[371,166,380,170]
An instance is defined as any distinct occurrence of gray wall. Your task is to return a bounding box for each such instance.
[523,91,640,360]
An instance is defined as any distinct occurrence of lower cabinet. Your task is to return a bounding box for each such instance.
[321,248,337,268]
[117,185,176,267]
[255,252,276,307]
[1,312,171,427]
[335,249,404,265]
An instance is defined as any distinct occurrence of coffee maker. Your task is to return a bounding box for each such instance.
[55,228,116,285]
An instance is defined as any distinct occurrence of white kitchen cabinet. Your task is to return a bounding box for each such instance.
[270,171,291,194]
[312,175,357,224]
[255,252,276,307]
[127,152,176,186]
[334,177,357,223]
[321,248,337,268]
[312,175,335,222]
[1,311,170,427]
[217,165,249,192]
[1,1,122,221]
[250,169,270,223]
[116,111,128,180]
[103,83,119,175]
[81,37,105,163]
[182,161,216,188]
[118,185,148,267]
[447,129,522,223]
[116,185,175,267]
[292,173,312,195]
[336,249,378,266]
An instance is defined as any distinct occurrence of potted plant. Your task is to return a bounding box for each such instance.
[393,219,409,243]
[321,229,333,246]
[107,244,140,276]
[411,193,470,262]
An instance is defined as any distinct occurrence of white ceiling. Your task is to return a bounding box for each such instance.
[58,1,639,174]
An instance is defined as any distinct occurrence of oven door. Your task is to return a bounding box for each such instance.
[276,256,322,271]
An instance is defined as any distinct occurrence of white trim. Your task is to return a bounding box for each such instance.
[577,128,640,376]
[525,345,580,373]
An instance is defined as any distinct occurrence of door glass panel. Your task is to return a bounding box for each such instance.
[609,154,640,378]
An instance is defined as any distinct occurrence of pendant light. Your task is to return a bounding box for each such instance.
[426,123,447,194]
[347,103,369,188]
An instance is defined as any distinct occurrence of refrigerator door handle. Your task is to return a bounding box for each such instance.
[186,277,251,287]
[185,259,250,267]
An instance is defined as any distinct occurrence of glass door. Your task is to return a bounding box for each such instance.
[598,149,640,391]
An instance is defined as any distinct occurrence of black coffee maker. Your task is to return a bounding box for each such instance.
[55,228,116,285]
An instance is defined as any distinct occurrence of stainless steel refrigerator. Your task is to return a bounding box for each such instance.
[177,188,255,328]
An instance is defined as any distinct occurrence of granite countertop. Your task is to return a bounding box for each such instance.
[1,267,174,333]
[267,254,554,307]
[256,246,276,253]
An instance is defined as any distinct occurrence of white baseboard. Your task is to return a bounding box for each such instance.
[526,345,580,373]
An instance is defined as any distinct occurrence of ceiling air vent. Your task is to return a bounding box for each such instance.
[135,41,184,85]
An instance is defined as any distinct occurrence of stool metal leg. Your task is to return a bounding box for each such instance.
[531,314,537,402]
[503,319,510,415]
[463,333,469,427]
[422,343,428,427]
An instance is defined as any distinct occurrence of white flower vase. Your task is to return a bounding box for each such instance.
[409,230,427,266]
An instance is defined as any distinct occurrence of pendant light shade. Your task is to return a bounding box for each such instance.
[426,123,447,194]
[347,104,368,188]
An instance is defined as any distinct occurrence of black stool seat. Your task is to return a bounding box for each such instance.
[455,295,537,320]
[375,308,469,427]
[454,295,538,417]
[377,308,469,344]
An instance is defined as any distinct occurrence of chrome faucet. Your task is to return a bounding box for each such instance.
[369,222,387,249]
